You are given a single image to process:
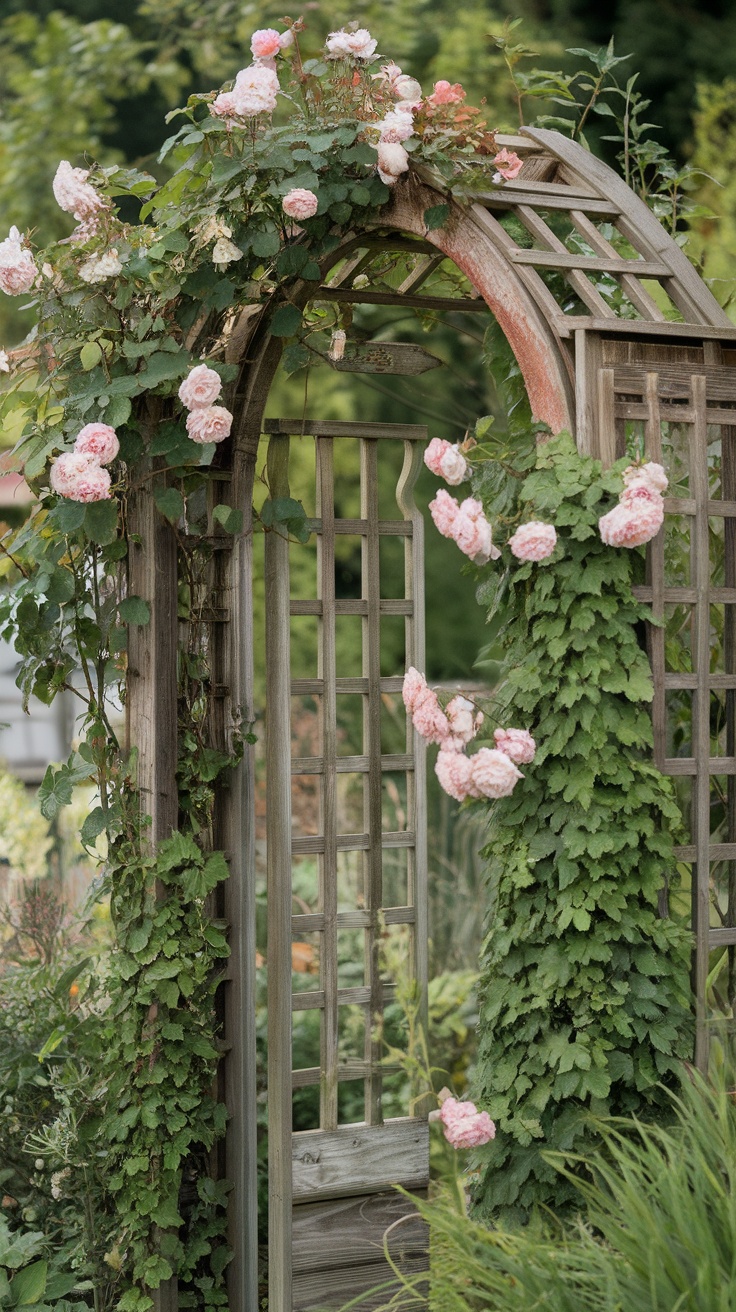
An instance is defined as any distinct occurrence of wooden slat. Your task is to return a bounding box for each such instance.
[292,1256,427,1311]
[644,373,666,770]
[633,587,736,604]
[569,210,667,321]
[263,419,427,441]
[709,927,736,948]
[291,983,397,1011]
[292,907,417,933]
[515,205,618,320]
[509,248,669,277]
[292,1192,427,1274]
[317,285,489,313]
[290,597,413,616]
[291,753,414,774]
[291,831,416,855]
[397,254,445,295]
[292,1120,430,1200]
[474,189,620,215]
[662,757,736,776]
[470,204,575,342]
[613,360,736,400]
[362,437,385,1126]
[597,366,617,467]
[316,437,340,1131]
[664,674,736,690]
[265,434,294,1312]
[556,318,736,341]
[674,843,736,861]
[291,1062,400,1090]
[290,676,406,695]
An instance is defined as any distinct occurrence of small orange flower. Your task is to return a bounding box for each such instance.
[69,982,80,999]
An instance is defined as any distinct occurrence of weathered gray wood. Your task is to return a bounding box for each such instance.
[292,1192,427,1272]
[292,1257,427,1310]
[509,247,669,277]
[515,205,617,320]
[474,189,620,215]
[318,285,488,312]
[291,752,414,774]
[329,341,442,375]
[676,843,736,861]
[292,1121,430,1200]
[558,317,736,340]
[292,906,417,933]
[596,367,617,468]
[574,330,602,458]
[265,433,294,1312]
[691,373,713,1072]
[264,418,426,441]
[569,209,667,321]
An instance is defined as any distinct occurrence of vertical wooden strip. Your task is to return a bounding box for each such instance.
[645,374,667,774]
[316,438,339,1131]
[691,374,711,1072]
[265,434,293,1312]
[574,330,602,458]
[597,367,617,468]
[397,440,429,1053]
[361,438,384,1127]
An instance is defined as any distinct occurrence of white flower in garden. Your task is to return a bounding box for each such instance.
[232,63,280,115]
[393,75,422,104]
[0,350,9,372]
[78,249,123,283]
[0,227,37,296]
[211,91,240,122]
[212,237,243,270]
[622,461,668,495]
[328,329,347,361]
[282,188,319,220]
[443,696,483,752]
[378,109,414,142]
[74,422,120,464]
[325,27,377,60]
[373,60,403,89]
[186,405,233,444]
[50,452,111,502]
[52,160,106,222]
[376,141,409,186]
[179,364,223,410]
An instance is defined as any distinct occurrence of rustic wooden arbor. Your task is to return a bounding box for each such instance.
[127,128,736,1311]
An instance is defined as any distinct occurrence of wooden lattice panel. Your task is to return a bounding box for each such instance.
[592,340,736,1068]
[263,420,429,1311]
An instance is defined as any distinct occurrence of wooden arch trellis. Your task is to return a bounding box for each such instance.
[127,127,736,1311]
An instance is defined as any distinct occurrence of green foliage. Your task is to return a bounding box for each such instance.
[471,432,692,1223]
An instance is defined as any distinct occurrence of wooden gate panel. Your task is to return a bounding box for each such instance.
[264,421,429,1310]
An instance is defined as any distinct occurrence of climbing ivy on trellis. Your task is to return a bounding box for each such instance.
[468,430,692,1223]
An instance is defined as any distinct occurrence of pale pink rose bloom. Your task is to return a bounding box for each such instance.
[186,405,233,444]
[393,75,422,103]
[493,148,523,181]
[438,445,468,485]
[50,452,111,502]
[412,693,450,744]
[179,364,222,410]
[622,461,668,495]
[429,487,460,538]
[619,478,662,509]
[0,227,37,296]
[599,497,664,548]
[424,438,453,476]
[376,141,409,185]
[435,750,477,802]
[52,161,106,221]
[439,1097,495,1149]
[232,64,280,115]
[211,91,240,121]
[508,521,557,561]
[402,666,427,713]
[251,28,282,58]
[427,80,466,106]
[378,109,414,142]
[278,30,294,49]
[282,188,319,220]
[325,27,377,60]
[442,696,483,751]
[471,747,523,799]
[494,727,536,765]
[78,249,123,283]
[74,423,119,465]
[452,498,499,565]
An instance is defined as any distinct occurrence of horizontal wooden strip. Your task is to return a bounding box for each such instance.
[556,317,736,342]
[292,1256,428,1312]
[292,830,416,855]
[290,599,412,617]
[662,757,736,776]
[291,906,417,933]
[614,403,736,426]
[292,1062,401,1089]
[474,190,619,215]
[612,361,736,400]
[494,176,605,200]
[292,1119,430,1200]
[291,676,406,695]
[264,418,427,441]
[292,1191,427,1276]
[317,286,488,313]
[674,843,736,861]
[303,517,413,537]
[291,753,413,775]
[509,248,669,276]
[633,588,736,604]
[654,499,736,518]
[710,927,736,948]
[664,674,736,690]
[291,983,397,1012]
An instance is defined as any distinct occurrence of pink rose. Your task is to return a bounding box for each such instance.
[325,27,377,60]
[442,696,483,752]
[427,80,466,107]
[452,498,499,565]
[232,64,280,116]
[74,423,119,465]
[429,487,460,538]
[622,461,668,495]
[470,748,523,799]
[186,405,233,444]
[211,91,239,121]
[599,498,664,548]
[282,188,319,220]
[493,148,523,181]
[402,666,426,713]
[50,452,111,502]
[435,750,477,802]
[52,161,106,222]
[424,439,468,485]
[379,109,414,142]
[424,438,452,477]
[0,227,37,296]
[619,478,662,509]
[178,363,223,410]
[393,75,422,103]
[376,141,409,185]
[508,521,557,562]
[494,728,536,765]
[439,1097,495,1149]
[251,28,282,59]
[402,667,451,744]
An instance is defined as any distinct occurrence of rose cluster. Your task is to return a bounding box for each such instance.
[429,489,499,566]
[403,667,535,803]
[178,364,233,444]
[0,226,37,297]
[436,1095,495,1149]
[598,461,668,548]
[49,423,119,502]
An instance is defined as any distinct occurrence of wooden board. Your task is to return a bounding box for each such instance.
[292,1120,430,1201]
[329,341,442,375]
[292,1192,428,1273]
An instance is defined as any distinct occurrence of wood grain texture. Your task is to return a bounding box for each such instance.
[329,341,442,375]
[292,1257,427,1310]
[292,1192,427,1272]
[292,1120,430,1200]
